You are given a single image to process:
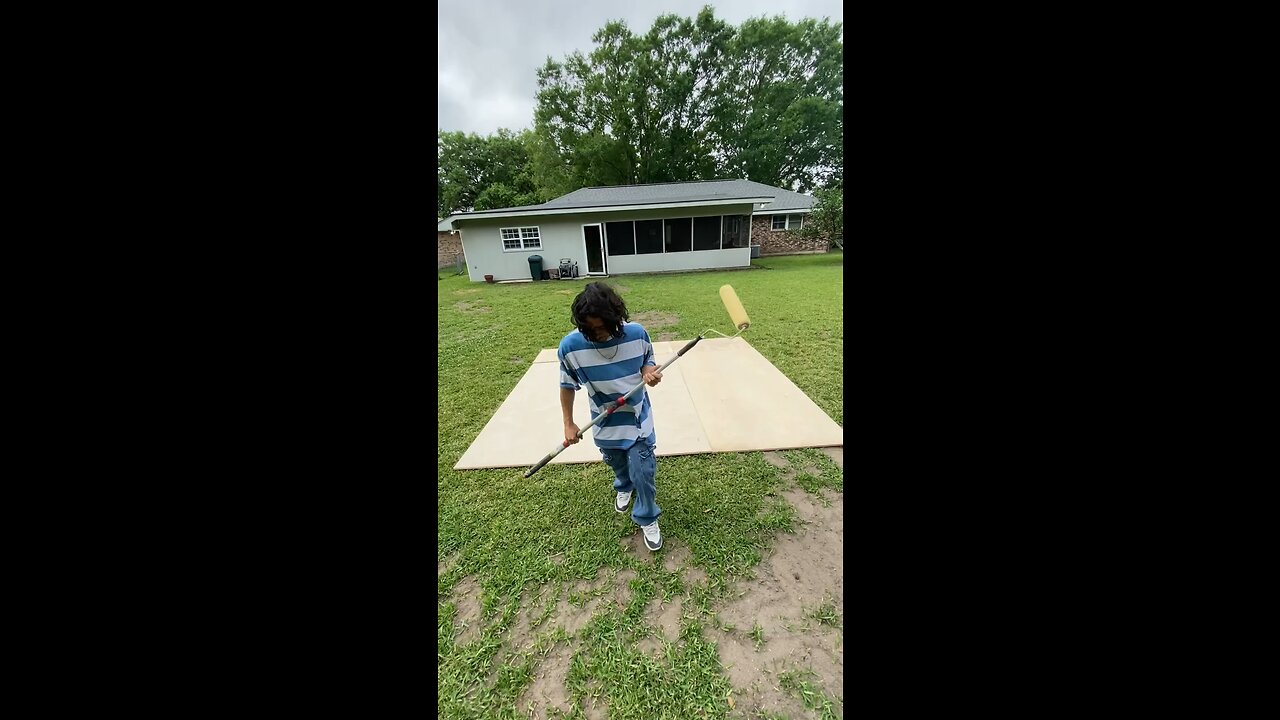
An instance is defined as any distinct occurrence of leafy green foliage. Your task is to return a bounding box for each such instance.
[441,9,844,220]
[800,187,843,247]
[533,8,843,191]
[438,128,542,217]
[710,16,844,191]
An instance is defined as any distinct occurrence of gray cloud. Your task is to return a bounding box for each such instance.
[437,0,843,136]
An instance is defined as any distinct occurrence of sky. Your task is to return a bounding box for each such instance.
[438,0,843,137]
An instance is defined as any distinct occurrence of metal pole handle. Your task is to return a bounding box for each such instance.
[522,335,704,478]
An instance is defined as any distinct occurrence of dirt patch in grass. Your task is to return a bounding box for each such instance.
[713,457,844,719]
[650,595,684,642]
[631,310,679,329]
[534,567,641,641]
[655,332,679,341]
[548,569,609,637]
[510,356,525,364]
[608,569,638,611]
[518,641,576,719]
[508,608,536,654]
[509,586,556,652]
[453,288,481,295]
[686,565,708,587]
[637,635,664,656]
[766,448,842,472]
[455,300,492,313]
[662,542,706,586]
[716,643,812,720]
[661,543,691,572]
[764,454,799,484]
[582,691,607,720]
[450,576,484,644]
[618,528,651,558]
[821,446,843,469]
[762,451,790,470]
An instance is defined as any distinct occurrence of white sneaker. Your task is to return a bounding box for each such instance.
[615,491,632,513]
[641,521,663,551]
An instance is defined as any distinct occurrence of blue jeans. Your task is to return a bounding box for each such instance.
[601,439,661,527]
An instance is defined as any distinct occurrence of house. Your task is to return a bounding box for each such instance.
[438,179,829,283]
[437,218,464,270]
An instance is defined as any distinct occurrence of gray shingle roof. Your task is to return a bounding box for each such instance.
[542,179,771,209]
[742,183,817,213]
[446,179,815,220]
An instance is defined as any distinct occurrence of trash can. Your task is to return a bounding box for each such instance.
[750,245,761,259]
[528,254,543,281]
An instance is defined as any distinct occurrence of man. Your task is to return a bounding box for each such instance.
[557,282,665,550]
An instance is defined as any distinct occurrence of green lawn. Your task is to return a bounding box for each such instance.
[438,252,844,719]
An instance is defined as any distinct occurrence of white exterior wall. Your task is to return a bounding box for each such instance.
[604,247,750,274]
[456,203,755,282]
[457,216,587,283]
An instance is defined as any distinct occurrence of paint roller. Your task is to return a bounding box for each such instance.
[719,284,751,333]
[523,284,752,478]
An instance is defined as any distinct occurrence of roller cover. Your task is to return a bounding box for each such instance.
[719,285,751,331]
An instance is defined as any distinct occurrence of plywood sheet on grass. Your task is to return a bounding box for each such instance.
[453,337,841,470]
[678,337,845,452]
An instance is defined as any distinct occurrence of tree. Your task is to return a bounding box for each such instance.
[710,16,843,191]
[536,27,664,187]
[439,7,844,216]
[800,187,843,248]
[438,129,542,216]
[524,126,579,201]
[532,6,842,191]
[533,7,737,188]
[437,130,490,217]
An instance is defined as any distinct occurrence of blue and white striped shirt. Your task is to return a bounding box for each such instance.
[558,322,658,450]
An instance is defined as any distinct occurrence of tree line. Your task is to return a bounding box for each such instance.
[439,6,842,219]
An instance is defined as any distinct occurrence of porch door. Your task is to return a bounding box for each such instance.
[584,224,607,274]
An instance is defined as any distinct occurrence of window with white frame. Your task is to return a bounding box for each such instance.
[500,226,541,251]
[771,214,804,231]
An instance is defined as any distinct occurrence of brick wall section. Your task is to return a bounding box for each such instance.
[438,231,464,269]
[751,216,830,255]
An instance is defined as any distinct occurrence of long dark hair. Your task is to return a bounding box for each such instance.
[571,282,629,341]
